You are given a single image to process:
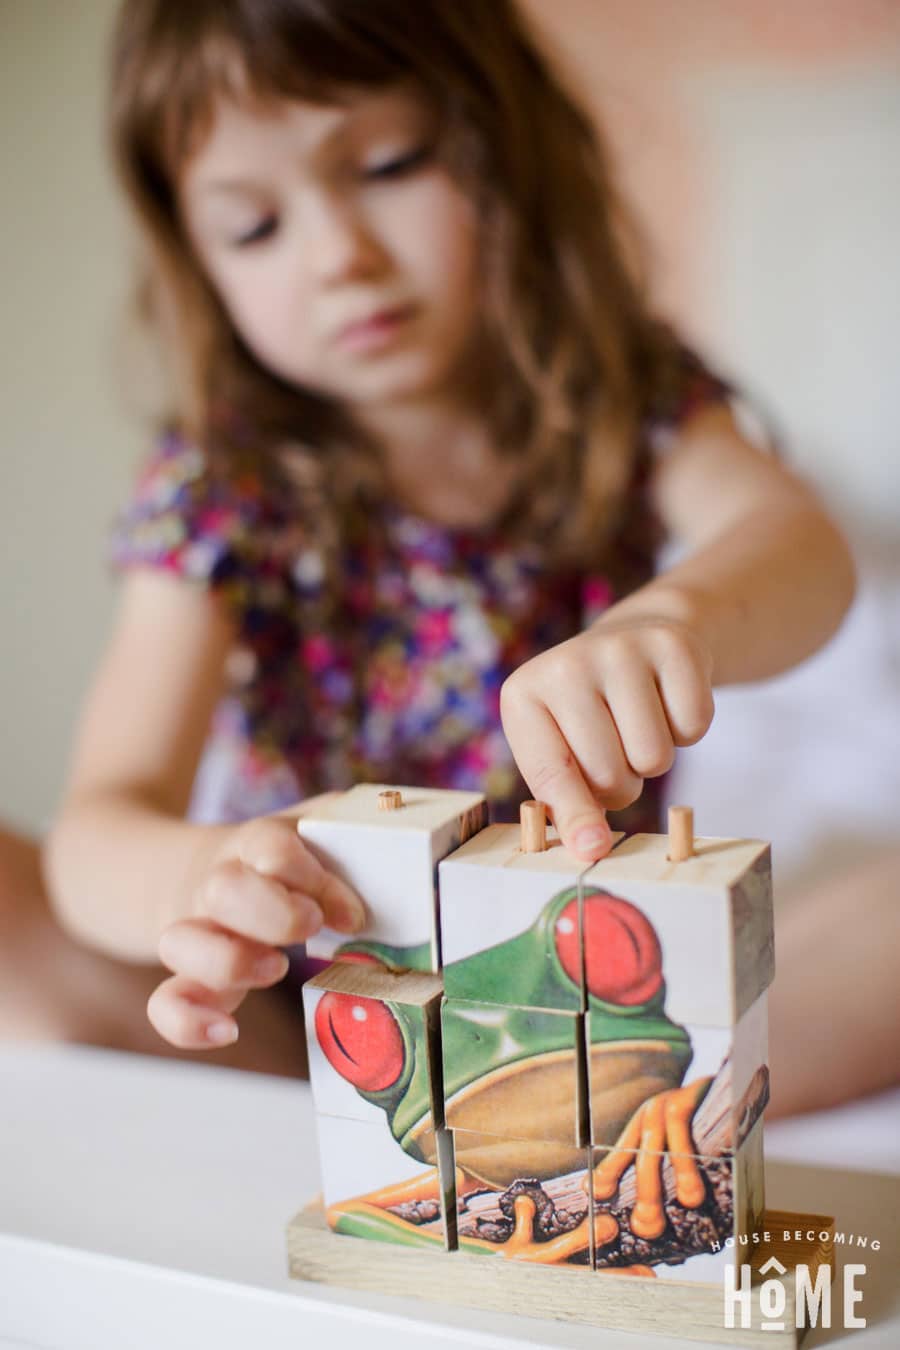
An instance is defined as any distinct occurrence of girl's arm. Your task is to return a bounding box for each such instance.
[500,405,856,860]
[608,403,857,683]
[44,571,362,969]
[45,570,236,961]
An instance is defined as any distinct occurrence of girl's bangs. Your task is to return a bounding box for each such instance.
[145,1,421,173]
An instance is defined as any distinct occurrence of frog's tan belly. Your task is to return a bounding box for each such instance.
[587,1040,688,1147]
[409,1040,685,1189]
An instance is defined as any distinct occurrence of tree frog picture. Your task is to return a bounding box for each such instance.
[309,887,730,1271]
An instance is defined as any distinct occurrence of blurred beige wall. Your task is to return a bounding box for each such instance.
[521,0,900,524]
[2,1,899,844]
[1,0,140,835]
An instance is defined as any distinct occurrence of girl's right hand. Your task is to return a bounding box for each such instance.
[147,813,366,1049]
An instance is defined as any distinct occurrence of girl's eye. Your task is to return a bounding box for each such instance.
[363,144,433,181]
[233,215,278,248]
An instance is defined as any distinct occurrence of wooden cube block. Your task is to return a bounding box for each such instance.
[439,823,595,1011]
[453,1128,595,1268]
[587,994,769,1153]
[298,784,487,971]
[304,962,455,1251]
[580,834,774,1027]
[585,869,777,1155]
[315,1113,454,1250]
[590,1116,766,1284]
[441,996,584,1147]
[303,962,444,1156]
[591,1004,766,1139]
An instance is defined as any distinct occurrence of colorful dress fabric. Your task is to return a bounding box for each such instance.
[109,350,732,838]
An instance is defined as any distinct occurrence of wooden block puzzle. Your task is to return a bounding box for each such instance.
[302,961,455,1245]
[289,1200,835,1346]
[580,833,774,1026]
[441,997,583,1147]
[439,823,599,1011]
[314,1115,454,1250]
[590,1116,766,1280]
[292,791,809,1341]
[587,991,769,1151]
[298,783,487,971]
[453,1138,596,1267]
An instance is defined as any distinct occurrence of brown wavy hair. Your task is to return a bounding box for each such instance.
[109,0,686,566]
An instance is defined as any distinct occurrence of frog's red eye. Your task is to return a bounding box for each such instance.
[553,897,581,988]
[582,891,663,1005]
[315,991,404,1091]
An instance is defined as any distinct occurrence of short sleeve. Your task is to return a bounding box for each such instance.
[641,343,736,455]
[109,429,269,614]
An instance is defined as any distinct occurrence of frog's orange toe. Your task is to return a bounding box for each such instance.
[592,1077,712,1241]
[672,1155,707,1210]
[495,1193,605,1265]
[502,1194,538,1254]
[630,1199,667,1241]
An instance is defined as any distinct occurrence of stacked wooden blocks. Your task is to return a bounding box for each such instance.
[298,786,774,1288]
[300,784,486,1249]
[578,831,772,1281]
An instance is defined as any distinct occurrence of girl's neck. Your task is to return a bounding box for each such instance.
[351,391,519,532]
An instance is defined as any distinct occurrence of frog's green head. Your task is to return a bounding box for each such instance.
[438,888,692,1177]
[321,890,691,1181]
[312,947,438,1160]
[442,885,673,1016]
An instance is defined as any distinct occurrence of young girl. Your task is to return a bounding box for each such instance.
[43,0,854,1067]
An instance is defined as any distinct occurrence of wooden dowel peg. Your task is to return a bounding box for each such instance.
[520,800,548,853]
[378,789,403,811]
[667,805,694,862]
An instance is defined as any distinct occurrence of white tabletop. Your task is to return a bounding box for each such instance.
[1,1045,898,1350]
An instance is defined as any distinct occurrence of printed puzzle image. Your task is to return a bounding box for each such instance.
[304,959,454,1249]
[302,790,771,1281]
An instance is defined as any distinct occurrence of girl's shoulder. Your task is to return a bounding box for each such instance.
[641,341,735,452]
[121,424,278,519]
[109,425,317,613]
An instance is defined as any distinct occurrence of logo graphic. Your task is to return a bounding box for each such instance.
[724,1246,870,1331]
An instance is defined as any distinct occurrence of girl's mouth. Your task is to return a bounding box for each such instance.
[335,304,417,353]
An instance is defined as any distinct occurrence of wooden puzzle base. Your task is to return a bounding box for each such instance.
[287,1202,833,1348]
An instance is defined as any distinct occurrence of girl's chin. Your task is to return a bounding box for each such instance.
[334,359,457,409]
[273,347,462,410]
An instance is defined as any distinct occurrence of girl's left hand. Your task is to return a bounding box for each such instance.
[499,614,715,862]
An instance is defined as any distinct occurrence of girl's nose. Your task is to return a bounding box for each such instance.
[299,191,385,285]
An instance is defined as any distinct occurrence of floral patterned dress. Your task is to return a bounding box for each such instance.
[110,352,732,840]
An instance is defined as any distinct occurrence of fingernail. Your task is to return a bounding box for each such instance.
[253,953,289,982]
[206,1020,238,1045]
[337,903,367,935]
[573,824,609,856]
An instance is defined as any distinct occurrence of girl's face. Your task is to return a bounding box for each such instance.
[180,86,482,412]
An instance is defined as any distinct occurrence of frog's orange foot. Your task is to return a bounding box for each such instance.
[495,1194,617,1264]
[326,1168,444,1237]
[593,1077,713,1241]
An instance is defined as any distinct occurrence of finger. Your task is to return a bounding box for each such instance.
[502,690,612,862]
[551,687,643,810]
[198,859,325,945]
[158,918,290,992]
[602,660,676,779]
[656,648,715,746]
[237,818,365,933]
[147,974,245,1050]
